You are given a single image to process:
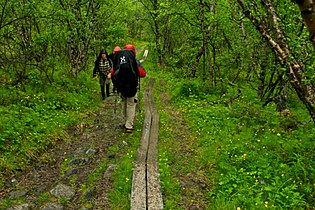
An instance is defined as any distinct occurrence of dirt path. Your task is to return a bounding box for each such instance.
[0,48,154,210]
[1,80,166,210]
[0,94,128,209]
[1,76,214,210]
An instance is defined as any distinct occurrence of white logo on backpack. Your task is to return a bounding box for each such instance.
[120,56,126,64]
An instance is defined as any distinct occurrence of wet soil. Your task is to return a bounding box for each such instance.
[1,80,213,210]
[0,94,126,209]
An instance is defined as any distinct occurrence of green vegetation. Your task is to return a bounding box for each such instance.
[0,70,100,181]
[153,69,315,209]
[1,0,315,209]
[107,108,145,209]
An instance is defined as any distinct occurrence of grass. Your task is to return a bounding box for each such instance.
[106,76,149,209]
[151,69,315,209]
[2,45,314,209]
[0,42,152,209]
[107,104,145,209]
[0,70,101,186]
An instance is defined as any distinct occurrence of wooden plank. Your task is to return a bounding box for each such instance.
[130,162,147,210]
[130,77,163,209]
[147,113,163,209]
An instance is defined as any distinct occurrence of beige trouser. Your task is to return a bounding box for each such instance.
[122,93,138,129]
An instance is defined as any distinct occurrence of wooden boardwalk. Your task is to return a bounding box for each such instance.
[131,77,163,209]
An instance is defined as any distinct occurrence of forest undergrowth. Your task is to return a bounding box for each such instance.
[154,70,315,209]
[1,0,315,208]
[1,56,315,209]
[0,70,101,185]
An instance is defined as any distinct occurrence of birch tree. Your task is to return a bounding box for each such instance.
[237,0,315,123]
[293,0,315,51]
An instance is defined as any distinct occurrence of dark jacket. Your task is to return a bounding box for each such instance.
[93,49,112,77]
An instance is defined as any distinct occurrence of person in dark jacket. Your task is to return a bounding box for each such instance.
[93,49,112,99]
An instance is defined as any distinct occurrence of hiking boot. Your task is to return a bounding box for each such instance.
[124,125,134,133]
[125,128,133,133]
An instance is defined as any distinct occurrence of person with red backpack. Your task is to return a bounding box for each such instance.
[108,46,121,93]
[111,44,146,133]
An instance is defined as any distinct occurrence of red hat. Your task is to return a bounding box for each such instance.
[113,46,121,54]
[124,44,136,56]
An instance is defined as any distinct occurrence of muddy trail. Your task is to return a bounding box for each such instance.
[1,76,212,210]
[0,92,133,209]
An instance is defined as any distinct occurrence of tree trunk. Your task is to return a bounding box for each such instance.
[191,45,204,78]
[153,0,162,65]
[255,46,265,98]
[63,0,97,76]
[161,15,170,66]
[293,0,315,51]
[206,46,213,84]
[200,0,207,80]
[237,0,315,123]
[210,42,218,86]
[191,0,207,79]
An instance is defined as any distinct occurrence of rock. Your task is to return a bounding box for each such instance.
[68,158,91,166]
[107,154,116,159]
[73,148,87,156]
[65,167,81,176]
[84,187,95,200]
[8,190,28,199]
[5,178,18,188]
[36,185,46,193]
[6,204,30,210]
[85,148,97,155]
[50,184,75,200]
[41,202,63,210]
[32,173,42,178]
[104,165,117,177]
[119,141,128,147]
[73,147,97,156]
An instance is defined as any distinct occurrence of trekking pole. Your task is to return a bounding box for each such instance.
[114,92,118,113]
[137,49,147,113]
[138,77,141,113]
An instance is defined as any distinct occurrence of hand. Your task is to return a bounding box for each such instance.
[107,73,111,79]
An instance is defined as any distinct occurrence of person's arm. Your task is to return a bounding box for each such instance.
[111,68,115,77]
[108,58,113,68]
[136,59,146,78]
[93,67,97,78]
[93,59,99,77]
[138,66,146,78]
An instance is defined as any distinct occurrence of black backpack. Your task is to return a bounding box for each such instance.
[112,49,139,97]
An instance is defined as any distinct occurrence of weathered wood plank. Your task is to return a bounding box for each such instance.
[131,77,163,209]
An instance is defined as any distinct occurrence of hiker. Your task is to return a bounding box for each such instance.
[109,46,121,93]
[111,44,146,133]
[108,46,121,61]
[93,49,113,100]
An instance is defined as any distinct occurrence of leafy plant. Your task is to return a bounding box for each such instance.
[152,68,315,209]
